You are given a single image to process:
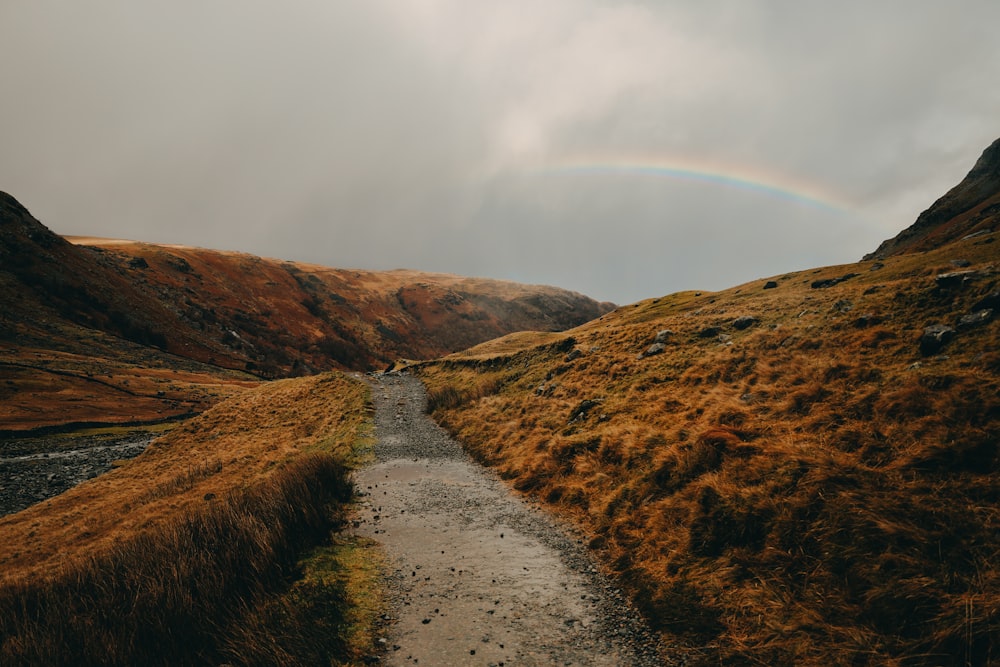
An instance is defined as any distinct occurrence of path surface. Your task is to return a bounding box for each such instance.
[353,373,669,666]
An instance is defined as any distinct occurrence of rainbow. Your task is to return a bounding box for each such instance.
[537,157,858,218]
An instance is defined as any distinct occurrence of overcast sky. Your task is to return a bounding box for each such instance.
[2,1,998,304]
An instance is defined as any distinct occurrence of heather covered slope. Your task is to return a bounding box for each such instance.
[417,227,999,663]
[70,237,614,375]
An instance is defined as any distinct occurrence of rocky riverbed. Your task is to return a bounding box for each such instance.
[354,372,674,666]
[0,431,154,516]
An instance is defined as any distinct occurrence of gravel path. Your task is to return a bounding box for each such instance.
[353,372,671,666]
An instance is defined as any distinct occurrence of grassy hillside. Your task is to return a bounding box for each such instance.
[417,231,999,665]
[0,189,612,432]
[71,237,613,376]
[0,372,380,665]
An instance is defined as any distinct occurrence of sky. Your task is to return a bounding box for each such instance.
[2,1,998,305]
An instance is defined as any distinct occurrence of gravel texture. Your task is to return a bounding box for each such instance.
[353,372,674,666]
[0,432,153,516]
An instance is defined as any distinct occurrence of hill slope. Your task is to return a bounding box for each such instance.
[417,144,1000,664]
[68,237,614,375]
[866,137,1000,258]
[0,193,612,431]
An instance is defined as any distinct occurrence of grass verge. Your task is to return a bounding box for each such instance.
[0,372,382,666]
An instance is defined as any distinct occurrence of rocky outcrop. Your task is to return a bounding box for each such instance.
[919,324,956,356]
[866,138,1000,259]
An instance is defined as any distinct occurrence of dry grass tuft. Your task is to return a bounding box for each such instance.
[418,235,1000,665]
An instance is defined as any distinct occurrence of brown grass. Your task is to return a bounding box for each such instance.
[419,233,1000,665]
[0,372,374,665]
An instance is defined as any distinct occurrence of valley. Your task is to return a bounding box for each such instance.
[0,137,998,665]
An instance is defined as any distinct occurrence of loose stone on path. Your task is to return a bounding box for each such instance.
[353,373,669,666]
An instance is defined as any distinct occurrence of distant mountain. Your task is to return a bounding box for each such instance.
[65,239,614,376]
[0,193,613,430]
[866,137,1000,258]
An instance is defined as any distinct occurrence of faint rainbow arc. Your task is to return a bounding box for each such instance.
[539,159,858,218]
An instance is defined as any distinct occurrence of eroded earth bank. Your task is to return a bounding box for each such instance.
[353,373,671,666]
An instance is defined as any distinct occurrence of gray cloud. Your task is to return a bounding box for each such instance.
[1,1,998,304]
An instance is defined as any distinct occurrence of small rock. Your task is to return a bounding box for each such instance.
[653,329,674,343]
[950,259,971,268]
[869,262,884,271]
[763,281,778,289]
[919,324,956,356]
[732,316,757,330]
[854,313,882,328]
[957,309,994,330]
[698,326,723,338]
[639,343,665,358]
[565,348,582,362]
[935,270,978,289]
[811,273,858,289]
[961,229,992,241]
[972,290,1000,311]
[568,399,602,423]
[832,299,854,313]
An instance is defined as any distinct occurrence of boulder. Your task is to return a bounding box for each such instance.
[811,273,859,289]
[568,399,602,423]
[763,281,778,289]
[957,309,994,330]
[640,342,666,358]
[654,329,675,343]
[732,316,757,330]
[935,270,978,289]
[854,313,883,328]
[919,325,956,356]
[972,290,1000,311]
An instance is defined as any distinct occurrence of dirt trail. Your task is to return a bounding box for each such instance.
[353,373,669,666]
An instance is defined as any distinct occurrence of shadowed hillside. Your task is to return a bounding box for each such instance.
[417,140,1000,665]
[0,193,612,432]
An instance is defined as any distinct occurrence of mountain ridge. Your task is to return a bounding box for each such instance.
[865,137,1000,259]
